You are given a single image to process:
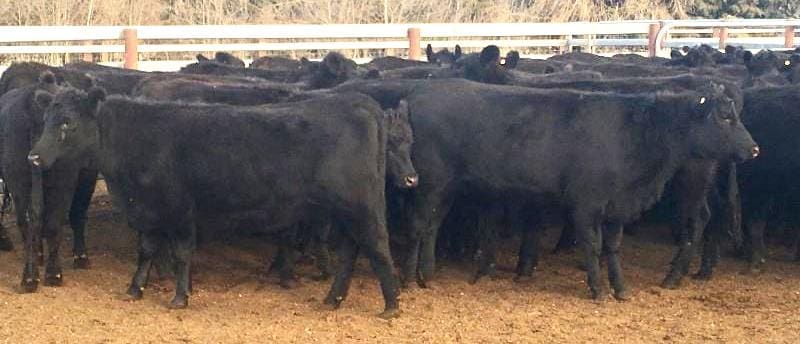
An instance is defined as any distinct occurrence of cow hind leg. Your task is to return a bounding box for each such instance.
[11,191,38,293]
[357,218,400,319]
[167,222,196,309]
[573,210,603,300]
[603,222,627,300]
[0,223,13,251]
[471,216,498,284]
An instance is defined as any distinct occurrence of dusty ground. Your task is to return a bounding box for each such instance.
[0,182,799,344]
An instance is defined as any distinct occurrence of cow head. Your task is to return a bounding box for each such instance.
[384,100,418,189]
[683,83,759,163]
[426,44,462,68]
[455,45,512,85]
[28,86,106,170]
[214,52,245,68]
[310,52,357,89]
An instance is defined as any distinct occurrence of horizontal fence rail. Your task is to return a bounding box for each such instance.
[0,19,798,74]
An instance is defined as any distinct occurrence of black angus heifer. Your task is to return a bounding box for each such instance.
[196,52,246,67]
[0,72,98,291]
[181,52,357,89]
[29,90,402,318]
[425,44,462,67]
[734,84,800,272]
[337,78,758,299]
[132,78,305,105]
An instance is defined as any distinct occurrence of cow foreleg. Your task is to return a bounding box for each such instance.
[126,231,160,300]
[323,234,358,309]
[69,168,97,269]
[662,202,709,289]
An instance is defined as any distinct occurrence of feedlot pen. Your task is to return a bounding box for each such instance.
[0,181,798,343]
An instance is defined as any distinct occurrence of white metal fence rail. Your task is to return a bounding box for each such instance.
[0,19,797,73]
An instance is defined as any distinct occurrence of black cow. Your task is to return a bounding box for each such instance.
[250,56,312,71]
[336,78,758,300]
[0,72,98,292]
[196,52,246,68]
[132,78,305,105]
[425,44,462,67]
[462,74,747,288]
[181,52,356,89]
[735,84,800,272]
[29,89,406,318]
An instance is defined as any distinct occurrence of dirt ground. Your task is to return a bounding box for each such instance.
[0,182,799,344]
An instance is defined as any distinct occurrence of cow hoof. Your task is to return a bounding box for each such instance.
[378,308,401,319]
[279,278,299,289]
[126,286,144,301]
[0,236,13,251]
[322,296,343,310]
[589,290,604,301]
[44,273,63,287]
[311,273,331,282]
[613,290,630,301]
[692,271,713,281]
[73,255,90,269]
[513,274,534,284]
[168,297,188,309]
[20,278,39,293]
[660,277,681,290]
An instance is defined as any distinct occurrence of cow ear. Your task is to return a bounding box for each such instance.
[454,45,462,59]
[425,44,434,62]
[34,90,54,109]
[505,51,520,69]
[479,45,501,66]
[742,51,753,63]
[86,87,107,115]
[692,94,717,120]
[38,71,56,86]
[196,54,210,63]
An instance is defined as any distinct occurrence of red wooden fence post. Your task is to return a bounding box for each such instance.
[786,26,795,49]
[718,27,728,50]
[407,27,421,61]
[123,28,138,70]
[647,23,661,58]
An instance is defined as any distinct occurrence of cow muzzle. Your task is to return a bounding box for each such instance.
[404,174,419,188]
[27,153,42,167]
[750,145,760,159]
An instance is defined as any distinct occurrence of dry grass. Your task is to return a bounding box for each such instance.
[0,0,693,26]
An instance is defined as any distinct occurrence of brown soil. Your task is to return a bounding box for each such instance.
[1,182,799,343]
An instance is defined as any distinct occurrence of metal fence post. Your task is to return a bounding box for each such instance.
[407,27,421,60]
[123,28,138,70]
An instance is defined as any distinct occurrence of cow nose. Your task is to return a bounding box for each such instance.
[751,145,760,158]
[404,175,419,188]
[27,153,41,167]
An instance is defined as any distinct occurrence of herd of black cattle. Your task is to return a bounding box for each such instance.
[0,42,797,318]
